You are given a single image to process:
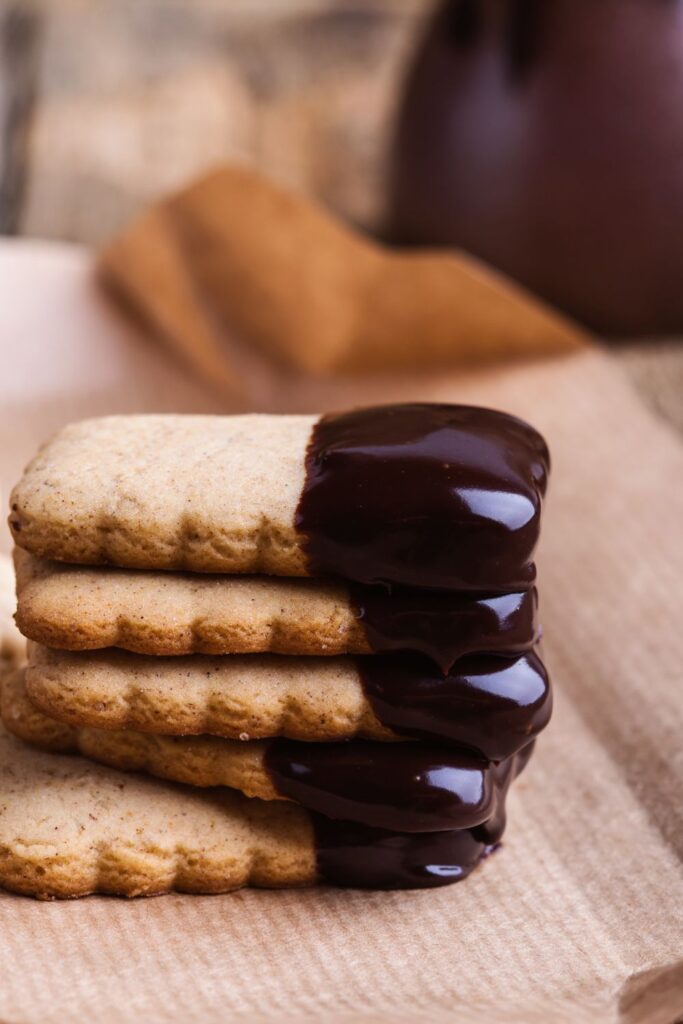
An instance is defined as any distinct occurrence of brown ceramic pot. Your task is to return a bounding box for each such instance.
[388,0,683,335]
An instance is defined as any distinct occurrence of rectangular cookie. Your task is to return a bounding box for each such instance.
[24,642,550,762]
[14,549,364,656]
[13,550,538,665]
[24,641,386,743]
[9,407,549,591]
[9,414,312,575]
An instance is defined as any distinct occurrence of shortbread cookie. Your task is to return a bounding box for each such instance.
[26,641,387,742]
[3,668,522,835]
[0,684,314,898]
[9,406,549,591]
[14,550,364,656]
[25,643,551,761]
[0,553,24,671]
[9,414,311,574]
[14,550,538,666]
[0,672,512,893]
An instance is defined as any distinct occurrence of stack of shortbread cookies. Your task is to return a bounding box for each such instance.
[2,404,552,897]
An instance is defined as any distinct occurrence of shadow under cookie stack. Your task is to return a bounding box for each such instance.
[3,403,552,896]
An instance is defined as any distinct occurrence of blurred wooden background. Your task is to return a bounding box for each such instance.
[0,0,681,431]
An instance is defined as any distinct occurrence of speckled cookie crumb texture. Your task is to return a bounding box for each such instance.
[0,672,315,899]
[9,414,316,574]
[24,642,394,743]
[14,550,370,657]
[3,668,281,801]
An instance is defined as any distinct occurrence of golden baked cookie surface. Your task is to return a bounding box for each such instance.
[14,551,368,656]
[10,414,315,573]
[0,673,314,899]
[24,642,392,742]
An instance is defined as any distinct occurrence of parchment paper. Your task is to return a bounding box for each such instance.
[0,241,681,1024]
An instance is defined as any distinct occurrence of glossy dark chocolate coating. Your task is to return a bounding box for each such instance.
[351,584,538,672]
[296,403,549,591]
[313,817,493,889]
[265,739,522,833]
[358,648,550,761]
[313,743,532,888]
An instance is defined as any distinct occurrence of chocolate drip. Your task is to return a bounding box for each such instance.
[265,740,526,833]
[470,738,530,845]
[357,648,550,761]
[313,817,493,889]
[313,743,533,888]
[351,584,538,672]
[296,404,549,592]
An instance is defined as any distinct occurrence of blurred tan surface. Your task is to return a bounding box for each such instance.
[1,238,682,1024]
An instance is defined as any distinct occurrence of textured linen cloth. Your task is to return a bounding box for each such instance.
[0,242,681,1024]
